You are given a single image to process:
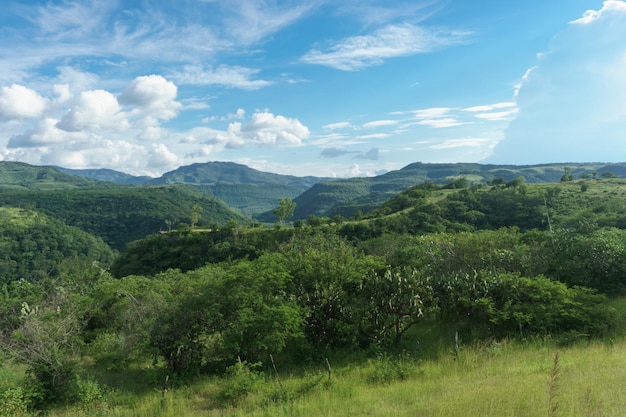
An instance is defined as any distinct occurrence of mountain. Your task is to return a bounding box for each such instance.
[0,161,102,189]
[54,167,152,185]
[262,162,626,221]
[147,162,333,216]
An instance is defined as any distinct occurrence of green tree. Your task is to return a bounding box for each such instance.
[561,167,574,182]
[359,267,434,346]
[273,197,296,224]
[190,203,203,229]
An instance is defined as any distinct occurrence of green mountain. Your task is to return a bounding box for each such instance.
[273,162,626,221]
[150,161,326,188]
[147,161,332,216]
[54,166,152,185]
[0,161,102,189]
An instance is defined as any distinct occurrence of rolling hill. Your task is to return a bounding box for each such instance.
[268,162,626,220]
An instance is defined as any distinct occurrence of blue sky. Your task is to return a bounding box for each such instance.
[1,0,625,178]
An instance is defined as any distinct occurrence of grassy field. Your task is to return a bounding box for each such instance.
[35,337,625,417]
[35,296,626,417]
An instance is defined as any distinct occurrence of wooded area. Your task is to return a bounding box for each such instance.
[2,164,626,415]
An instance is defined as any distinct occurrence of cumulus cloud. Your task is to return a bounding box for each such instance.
[489,1,626,164]
[118,75,182,122]
[169,65,272,90]
[57,89,128,131]
[301,23,470,71]
[0,85,47,120]
[207,111,310,149]
[570,0,626,24]
[8,118,69,147]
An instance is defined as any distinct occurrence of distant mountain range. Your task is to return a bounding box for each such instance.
[3,160,626,222]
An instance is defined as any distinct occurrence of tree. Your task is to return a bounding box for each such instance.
[561,167,574,182]
[190,203,203,229]
[272,197,296,224]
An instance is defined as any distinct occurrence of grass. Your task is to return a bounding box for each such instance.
[7,295,626,417]
[31,335,625,417]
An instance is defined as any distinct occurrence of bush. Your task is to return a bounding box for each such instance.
[216,361,264,406]
[0,386,30,416]
[434,272,615,341]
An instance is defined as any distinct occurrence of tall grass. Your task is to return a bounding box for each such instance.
[14,297,626,416]
[35,336,626,417]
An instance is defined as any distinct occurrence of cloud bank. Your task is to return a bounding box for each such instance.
[489,1,626,164]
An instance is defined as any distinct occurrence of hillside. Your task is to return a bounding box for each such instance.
[0,184,248,250]
[0,206,115,283]
[275,162,626,220]
[54,166,152,185]
[0,161,103,189]
[4,167,626,417]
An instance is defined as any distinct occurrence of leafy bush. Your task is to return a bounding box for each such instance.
[366,353,415,385]
[434,272,615,340]
[216,361,264,406]
[0,386,30,416]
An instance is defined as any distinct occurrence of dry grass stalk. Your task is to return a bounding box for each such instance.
[547,351,560,417]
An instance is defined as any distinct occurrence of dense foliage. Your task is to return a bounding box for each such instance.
[0,207,114,284]
[0,185,248,250]
[4,172,626,414]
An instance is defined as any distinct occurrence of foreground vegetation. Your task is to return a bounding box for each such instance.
[3,171,626,415]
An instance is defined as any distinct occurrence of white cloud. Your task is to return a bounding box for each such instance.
[8,118,70,147]
[206,111,310,149]
[431,138,490,150]
[57,89,129,132]
[412,107,454,119]
[147,143,181,172]
[0,84,47,120]
[570,0,626,24]
[416,118,468,128]
[322,122,352,130]
[463,102,516,112]
[348,163,377,177]
[362,120,398,128]
[169,65,272,90]
[118,75,182,122]
[356,133,391,139]
[490,1,626,164]
[301,23,470,71]
[220,0,317,45]
[473,108,519,121]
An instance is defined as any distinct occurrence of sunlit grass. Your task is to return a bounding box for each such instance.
[34,334,625,417]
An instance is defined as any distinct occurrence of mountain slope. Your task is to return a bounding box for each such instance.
[0,206,115,283]
[148,161,332,216]
[0,185,248,250]
[0,161,102,189]
[54,166,152,185]
[270,162,626,221]
[150,161,328,188]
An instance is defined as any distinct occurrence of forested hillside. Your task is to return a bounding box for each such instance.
[2,167,626,416]
[0,185,248,250]
[0,207,114,283]
[267,162,626,221]
[0,161,101,189]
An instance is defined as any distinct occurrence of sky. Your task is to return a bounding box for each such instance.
[1,0,625,178]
